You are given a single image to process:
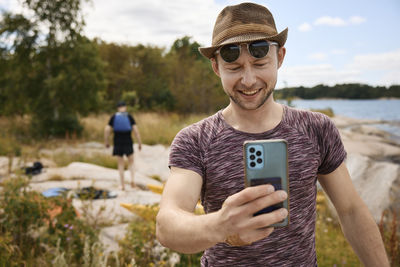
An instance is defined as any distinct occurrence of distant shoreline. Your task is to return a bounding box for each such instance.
[281,97,400,101]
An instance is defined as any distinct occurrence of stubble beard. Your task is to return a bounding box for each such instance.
[229,84,275,110]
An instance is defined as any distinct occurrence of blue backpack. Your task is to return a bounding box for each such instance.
[113,112,132,132]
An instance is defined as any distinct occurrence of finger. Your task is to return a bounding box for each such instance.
[248,208,288,229]
[225,184,275,207]
[243,190,287,216]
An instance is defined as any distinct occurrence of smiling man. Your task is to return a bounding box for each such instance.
[156,3,389,266]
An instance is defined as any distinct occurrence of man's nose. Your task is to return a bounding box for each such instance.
[241,65,257,88]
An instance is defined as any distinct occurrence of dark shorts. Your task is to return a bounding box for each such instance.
[113,131,134,156]
[113,144,133,156]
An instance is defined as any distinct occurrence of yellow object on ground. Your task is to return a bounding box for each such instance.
[195,204,205,215]
[147,184,164,195]
[120,203,159,221]
[316,193,325,204]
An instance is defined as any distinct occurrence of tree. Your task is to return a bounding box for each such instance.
[0,13,38,116]
[0,0,106,136]
[98,42,173,111]
[166,36,227,113]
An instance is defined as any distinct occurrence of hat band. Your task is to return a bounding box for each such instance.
[213,24,277,46]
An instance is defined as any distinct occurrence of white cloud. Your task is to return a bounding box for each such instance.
[279,49,400,88]
[331,49,347,55]
[307,50,347,61]
[1,0,31,16]
[279,64,361,88]
[81,0,221,47]
[349,16,366,25]
[380,71,400,86]
[348,49,400,71]
[298,22,312,32]
[314,16,347,27]
[312,15,366,27]
[309,52,328,61]
[2,0,222,48]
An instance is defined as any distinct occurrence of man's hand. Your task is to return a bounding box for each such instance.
[105,142,110,148]
[157,168,288,253]
[215,184,288,246]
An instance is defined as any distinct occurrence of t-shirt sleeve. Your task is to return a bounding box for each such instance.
[129,114,136,125]
[317,115,347,175]
[108,115,115,127]
[169,126,204,178]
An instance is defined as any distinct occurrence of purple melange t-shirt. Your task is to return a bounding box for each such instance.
[169,105,346,267]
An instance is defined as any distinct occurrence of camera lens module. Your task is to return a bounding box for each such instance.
[247,144,264,169]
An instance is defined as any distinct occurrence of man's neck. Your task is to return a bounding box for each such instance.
[222,97,283,134]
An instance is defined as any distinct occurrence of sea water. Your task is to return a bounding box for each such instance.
[288,99,400,142]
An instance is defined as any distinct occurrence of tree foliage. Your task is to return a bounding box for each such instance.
[0,0,106,137]
[165,36,226,113]
[97,36,227,113]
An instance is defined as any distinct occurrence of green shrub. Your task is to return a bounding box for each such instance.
[311,108,334,117]
[379,210,400,266]
[0,177,99,265]
[118,204,202,266]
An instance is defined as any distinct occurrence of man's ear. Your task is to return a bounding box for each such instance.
[211,58,221,77]
[277,47,286,69]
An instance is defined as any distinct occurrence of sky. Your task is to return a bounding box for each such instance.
[1,0,400,89]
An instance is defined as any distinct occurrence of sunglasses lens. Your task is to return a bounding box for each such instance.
[219,44,240,63]
[249,41,270,58]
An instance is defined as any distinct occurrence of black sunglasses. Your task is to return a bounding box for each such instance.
[215,40,278,63]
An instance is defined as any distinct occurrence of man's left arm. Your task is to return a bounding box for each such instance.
[132,125,142,151]
[318,162,389,267]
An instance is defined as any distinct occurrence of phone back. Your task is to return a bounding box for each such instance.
[244,139,289,227]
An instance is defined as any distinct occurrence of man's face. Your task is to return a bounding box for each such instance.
[118,106,127,112]
[212,43,285,111]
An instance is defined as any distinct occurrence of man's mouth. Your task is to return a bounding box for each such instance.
[239,89,259,96]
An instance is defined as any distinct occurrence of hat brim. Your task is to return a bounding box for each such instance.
[198,27,288,59]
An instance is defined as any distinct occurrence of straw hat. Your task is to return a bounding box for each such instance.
[199,3,288,59]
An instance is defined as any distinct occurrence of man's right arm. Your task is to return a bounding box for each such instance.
[156,166,288,254]
[104,125,112,147]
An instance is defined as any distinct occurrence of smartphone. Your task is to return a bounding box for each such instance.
[243,139,289,227]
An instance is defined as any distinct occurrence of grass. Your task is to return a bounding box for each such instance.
[149,175,163,183]
[134,112,207,145]
[316,191,400,266]
[51,151,118,169]
[315,191,361,266]
[81,112,207,146]
[311,107,335,117]
[379,210,400,266]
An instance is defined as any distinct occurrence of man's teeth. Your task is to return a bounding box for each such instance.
[241,90,258,95]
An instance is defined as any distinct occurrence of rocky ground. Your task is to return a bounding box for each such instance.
[0,115,399,253]
[332,116,400,218]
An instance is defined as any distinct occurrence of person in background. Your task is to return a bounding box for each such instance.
[104,101,142,190]
[156,3,389,266]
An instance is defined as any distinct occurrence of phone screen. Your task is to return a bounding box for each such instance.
[250,177,283,216]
